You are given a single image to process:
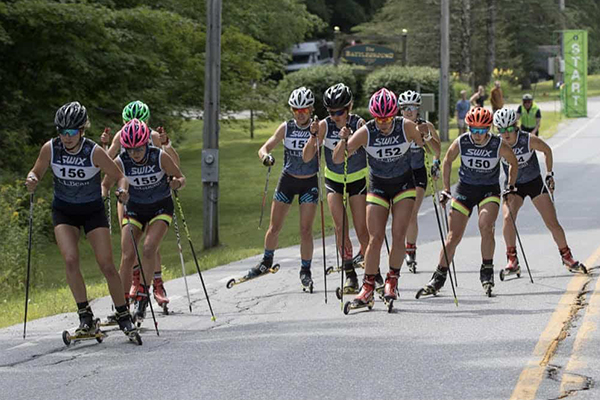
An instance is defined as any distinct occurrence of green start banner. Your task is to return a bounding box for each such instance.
[563,30,588,117]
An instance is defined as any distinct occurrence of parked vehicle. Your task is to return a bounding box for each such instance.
[285,40,334,73]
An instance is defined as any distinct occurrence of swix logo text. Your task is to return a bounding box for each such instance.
[289,130,310,138]
[131,165,156,175]
[466,149,492,157]
[61,156,86,166]
[513,147,525,156]
[374,136,400,146]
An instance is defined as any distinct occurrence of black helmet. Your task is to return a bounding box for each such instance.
[323,83,353,109]
[55,101,88,130]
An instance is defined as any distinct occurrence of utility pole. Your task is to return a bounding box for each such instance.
[401,29,408,66]
[202,0,221,248]
[439,0,450,141]
[559,0,566,85]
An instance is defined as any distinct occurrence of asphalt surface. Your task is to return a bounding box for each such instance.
[2,100,600,400]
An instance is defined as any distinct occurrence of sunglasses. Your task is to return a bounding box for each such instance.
[292,107,311,114]
[469,127,490,135]
[328,108,347,117]
[58,128,80,137]
[126,146,147,154]
[498,126,516,134]
[375,116,394,124]
[401,105,419,112]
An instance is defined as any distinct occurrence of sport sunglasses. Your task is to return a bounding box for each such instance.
[58,128,81,136]
[497,126,516,134]
[401,105,419,112]
[469,127,490,135]
[328,108,347,117]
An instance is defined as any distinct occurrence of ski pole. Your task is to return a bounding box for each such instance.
[124,205,160,336]
[23,193,34,339]
[172,210,192,313]
[339,139,349,310]
[315,128,328,304]
[258,166,272,229]
[384,232,390,255]
[172,190,217,321]
[101,128,112,234]
[432,178,458,286]
[505,197,534,283]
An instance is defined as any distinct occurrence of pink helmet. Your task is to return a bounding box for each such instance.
[120,118,150,149]
[369,88,398,118]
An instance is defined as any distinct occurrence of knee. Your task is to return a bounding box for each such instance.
[122,250,136,266]
[142,244,158,261]
[299,225,313,239]
[479,223,495,238]
[64,254,79,272]
[98,261,118,277]
[268,222,283,236]
[369,233,384,248]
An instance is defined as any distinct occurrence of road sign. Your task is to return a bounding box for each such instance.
[342,44,395,66]
[563,30,587,117]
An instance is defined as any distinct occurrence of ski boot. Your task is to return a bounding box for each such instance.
[416,267,448,299]
[499,247,521,281]
[226,259,280,288]
[153,278,170,315]
[133,286,149,327]
[336,265,359,300]
[383,268,400,313]
[62,306,104,346]
[406,243,417,273]
[352,253,365,270]
[300,267,314,293]
[129,266,141,300]
[343,275,375,315]
[374,270,385,297]
[480,263,495,297]
[560,246,588,274]
[115,309,142,345]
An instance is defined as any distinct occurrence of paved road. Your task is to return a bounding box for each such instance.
[2,100,600,400]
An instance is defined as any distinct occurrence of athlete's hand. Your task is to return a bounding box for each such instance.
[262,153,275,167]
[157,126,170,146]
[25,173,38,193]
[502,185,517,199]
[310,117,319,136]
[416,118,427,125]
[338,126,350,141]
[431,159,441,180]
[439,190,452,207]
[545,172,555,193]
[115,188,129,204]
[169,177,183,190]
[100,127,111,146]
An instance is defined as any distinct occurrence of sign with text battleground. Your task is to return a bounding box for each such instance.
[342,44,395,66]
[563,30,587,117]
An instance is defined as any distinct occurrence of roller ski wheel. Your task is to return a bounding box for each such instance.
[383,297,395,313]
[407,261,417,274]
[62,330,71,346]
[302,282,314,294]
[336,287,342,300]
[325,266,336,275]
[565,262,588,274]
[499,267,521,282]
[127,331,143,346]
[62,320,105,346]
[300,268,314,294]
[226,263,281,288]
[343,299,374,315]
[483,283,493,297]
[415,286,437,299]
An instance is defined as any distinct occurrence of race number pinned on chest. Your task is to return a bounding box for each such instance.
[462,148,498,170]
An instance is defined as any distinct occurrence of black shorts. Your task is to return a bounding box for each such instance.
[52,198,108,234]
[274,172,319,205]
[515,175,548,200]
[123,197,174,230]
[367,171,416,209]
[412,166,428,190]
[451,182,501,217]
[324,177,367,197]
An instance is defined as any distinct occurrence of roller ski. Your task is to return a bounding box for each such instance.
[300,267,314,293]
[335,266,359,300]
[114,309,142,345]
[415,267,448,299]
[382,269,400,313]
[62,307,105,346]
[326,254,365,276]
[226,260,280,288]
[132,286,150,328]
[560,246,588,274]
[406,244,417,273]
[499,247,521,281]
[480,263,495,297]
[153,278,170,315]
[343,275,375,315]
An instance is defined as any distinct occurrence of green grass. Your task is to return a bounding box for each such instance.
[501,74,600,103]
[0,112,567,328]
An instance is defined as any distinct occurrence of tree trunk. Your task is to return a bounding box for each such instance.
[486,0,496,84]
[460,0,472,85]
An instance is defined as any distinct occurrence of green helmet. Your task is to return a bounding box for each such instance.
[122,100,150,123]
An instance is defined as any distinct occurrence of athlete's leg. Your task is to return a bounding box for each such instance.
[327,192,351,262]
[87,226,127,307]
[349,194,369,255]
[119,223,143,294]
[437,208,469,267]
[532,193,568,248]
[364,204,390,275]
[406,186,425,245]
[501,195,524,248]
[389,198,415,269]
[299,202,317,261]
[55,225,87,303]
[264,200,291,251]
[478,202,500,260]
[140,221,170,289]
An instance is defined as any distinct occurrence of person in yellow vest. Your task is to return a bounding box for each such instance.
[516,94,541,136]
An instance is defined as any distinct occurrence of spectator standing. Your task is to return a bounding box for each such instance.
[516,94,541,136]
[455,90,470,135]
[490,81,504,113]
[470,85,487,108]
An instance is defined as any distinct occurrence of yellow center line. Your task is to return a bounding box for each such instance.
[509,245,600,400]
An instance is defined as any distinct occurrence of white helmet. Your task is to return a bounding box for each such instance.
[398,90,421,106]
[288,87,315,108]
[493,108,517,128]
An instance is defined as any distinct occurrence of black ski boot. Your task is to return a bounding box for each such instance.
[300,267,314,293]
[116,309,142,345]
[406,243,417,273]
[246,259,273,279]
[416,267,448,299]
[374,270,385,296]
[133,285,149,327]
[480,263,495,297]
[75,306,95,335]
[352,253,365,270]
[344,268,359,294]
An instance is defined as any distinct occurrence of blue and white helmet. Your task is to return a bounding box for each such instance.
[493,108,518,128]
[288,87,315,108]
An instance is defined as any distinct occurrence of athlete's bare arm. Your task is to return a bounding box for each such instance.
[258,122,286,161]
[529,135,553,173]
[161,152,186,190]
[442,138,460,192]
[25,142,51,193]
[404,119,425,148]
[94,147,129,202]
[499,141,519,187]
[333,125,367,164]
[303,119,326,162]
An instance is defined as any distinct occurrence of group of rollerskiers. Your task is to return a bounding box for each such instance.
[23,82,588,342]
[245,83,588,313]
